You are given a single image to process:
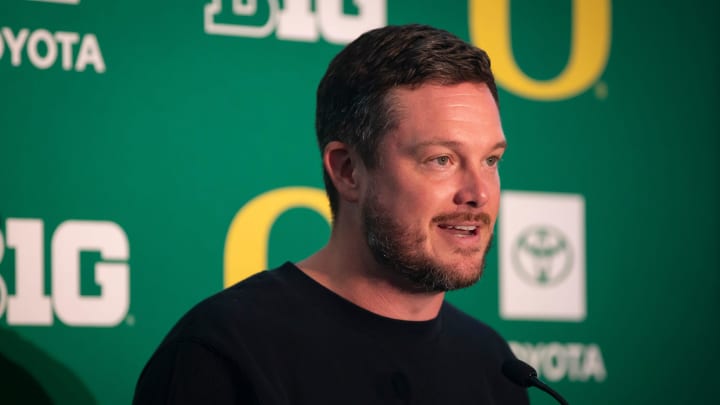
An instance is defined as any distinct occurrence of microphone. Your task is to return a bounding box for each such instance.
[502,359,569,405]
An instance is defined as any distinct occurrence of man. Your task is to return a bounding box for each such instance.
[134,24,528,404]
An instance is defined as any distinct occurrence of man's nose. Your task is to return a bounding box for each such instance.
[453,166,490,208]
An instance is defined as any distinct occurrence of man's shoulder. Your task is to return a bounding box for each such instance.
[134,264,304,404]
[161,262,303,347]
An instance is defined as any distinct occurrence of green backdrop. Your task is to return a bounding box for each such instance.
[1,0,718,404]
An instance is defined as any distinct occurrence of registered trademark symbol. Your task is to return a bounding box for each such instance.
[126,314,136,326]
[594,81,608,100]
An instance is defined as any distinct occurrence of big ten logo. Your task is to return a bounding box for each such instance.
[0,219,129,327]
[469,0,612,101]
[32,0,80,4]
[204,0,386,44]
[224,187,330,287]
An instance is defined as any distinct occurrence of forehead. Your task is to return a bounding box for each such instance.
[390,82,498,117]
[385,82,504,147]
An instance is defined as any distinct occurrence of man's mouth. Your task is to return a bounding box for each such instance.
[438,224,479,236]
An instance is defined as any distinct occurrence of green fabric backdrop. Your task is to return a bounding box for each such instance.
[1,1,718,404]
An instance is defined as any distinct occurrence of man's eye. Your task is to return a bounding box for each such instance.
[486,156,501,166]
[434,156,451,166]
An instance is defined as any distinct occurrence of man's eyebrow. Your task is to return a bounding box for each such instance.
[412,140,508,150]
[412,140,463,149]
[493,140,508,150]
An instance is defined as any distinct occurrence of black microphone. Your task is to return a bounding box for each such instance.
[502,359,569,405]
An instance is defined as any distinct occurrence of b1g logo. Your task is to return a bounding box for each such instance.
[29,0,80,4]
[512,225,573,286]
[0,219,129,327]
[204,0,386,44]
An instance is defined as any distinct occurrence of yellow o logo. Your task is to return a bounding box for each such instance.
[223,187,332,287]
[469,0,612,100]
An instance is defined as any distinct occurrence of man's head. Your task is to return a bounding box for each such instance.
[316,24,498,217]
[316,24,505,292]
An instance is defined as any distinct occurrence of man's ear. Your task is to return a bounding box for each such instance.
[323,141,363,203]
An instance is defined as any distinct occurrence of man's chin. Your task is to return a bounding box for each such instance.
[440,264,485,291]
[391,259,485,293]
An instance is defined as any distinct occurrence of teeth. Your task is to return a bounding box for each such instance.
[452,225,477,231]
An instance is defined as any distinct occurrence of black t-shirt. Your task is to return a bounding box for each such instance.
[133,262,529,404]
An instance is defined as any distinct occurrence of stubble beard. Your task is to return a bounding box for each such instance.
[361,193,493,293]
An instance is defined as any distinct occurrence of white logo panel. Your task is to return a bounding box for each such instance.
[500,191,586,321]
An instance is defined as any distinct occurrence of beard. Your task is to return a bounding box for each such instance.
[361,193,493,293]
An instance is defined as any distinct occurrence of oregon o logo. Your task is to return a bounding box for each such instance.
[511,225,573,286]
[224,187,331,287]
[469,0,612,100]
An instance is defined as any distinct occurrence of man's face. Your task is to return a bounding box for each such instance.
[361,82,506,292]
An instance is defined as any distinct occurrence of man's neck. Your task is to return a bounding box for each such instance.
[297,234,445,322]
